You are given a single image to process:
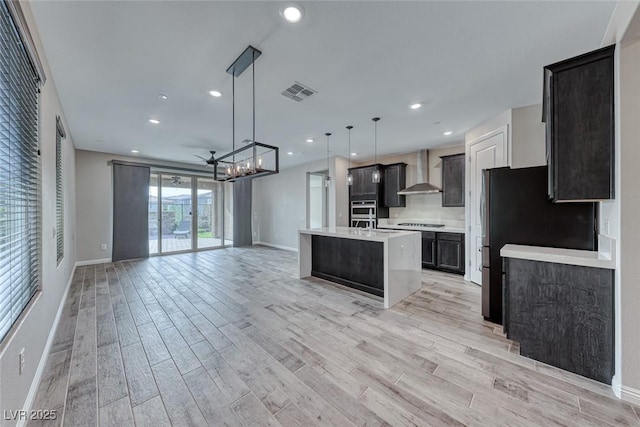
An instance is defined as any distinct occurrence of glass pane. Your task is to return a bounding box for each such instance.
[196,178,226,249]
[160,175,193,253]
[149,173,159,255]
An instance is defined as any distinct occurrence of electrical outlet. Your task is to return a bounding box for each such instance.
[18,348,25,375]
[603,220,610,235]
[100,243,107,251]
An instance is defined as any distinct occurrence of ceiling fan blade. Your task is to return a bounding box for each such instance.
[194,155,208,161]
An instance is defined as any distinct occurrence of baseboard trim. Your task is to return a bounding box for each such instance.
[612,374,622,398]
[621,385,640,406]
[255,241,298,252]
[18,263,76,427]
[75,257,111,266]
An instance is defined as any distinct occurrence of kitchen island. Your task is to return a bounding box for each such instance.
[299,227,422,308]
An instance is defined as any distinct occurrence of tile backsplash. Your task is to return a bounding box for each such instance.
[387,192,465,228]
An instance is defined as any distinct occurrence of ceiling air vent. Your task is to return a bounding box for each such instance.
[281,81,316,102]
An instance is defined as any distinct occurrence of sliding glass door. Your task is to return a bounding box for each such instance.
[149,173,227,255]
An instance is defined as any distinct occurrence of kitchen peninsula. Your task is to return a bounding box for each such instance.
[299,227,422,308]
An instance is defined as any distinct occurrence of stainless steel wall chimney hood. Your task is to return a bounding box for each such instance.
[397,149,442,195]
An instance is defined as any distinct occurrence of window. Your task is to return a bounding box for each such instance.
[0,1,42,342]
[56,117,64,264]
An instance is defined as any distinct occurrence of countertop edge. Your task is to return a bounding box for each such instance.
[376,224,465,233]
[299,227,420,242]
[500,244,615,270]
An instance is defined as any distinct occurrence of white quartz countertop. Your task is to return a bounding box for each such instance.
[299,226,420,242]
[377,224,465,233]
[500,244,615,270]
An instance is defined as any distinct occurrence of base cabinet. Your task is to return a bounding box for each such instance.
[423,232,465,275]
[503,258,614,384]
[421,232,436,269]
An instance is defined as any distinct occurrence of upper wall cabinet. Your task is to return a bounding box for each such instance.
[349,164,385,207]
[544,45,615,202]
[383,163,407,208]
[441,154,465,207]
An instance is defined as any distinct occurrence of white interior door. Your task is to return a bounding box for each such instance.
[468,128,507,284]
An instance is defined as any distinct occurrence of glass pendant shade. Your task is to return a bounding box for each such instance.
[371,117,380,183]
[346,125,353,186]
[372,167,381,183]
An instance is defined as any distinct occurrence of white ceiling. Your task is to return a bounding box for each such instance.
[30,1,616,169]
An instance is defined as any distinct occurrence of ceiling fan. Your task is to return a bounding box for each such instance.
[194,150,216,167]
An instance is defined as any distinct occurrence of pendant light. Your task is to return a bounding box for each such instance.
[213,45,279,181]
[372,117,381,183]
[346,126,353,186]
[324,132,332,187]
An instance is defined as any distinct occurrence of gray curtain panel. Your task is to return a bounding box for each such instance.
[112,163,150,261]
[233,179,253,247]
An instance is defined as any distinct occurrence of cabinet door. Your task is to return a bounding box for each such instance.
[422,238,436,269]
[437,240,462,272]
[546,45,614,201]
[361,166,378,197]
[384,164,406,208]
[349,168,364,197]
[441,154,465,207]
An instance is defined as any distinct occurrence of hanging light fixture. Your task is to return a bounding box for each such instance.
[372,117,381,183]
[213,46,279,181]
[346,125,353,186]
[324,132,332,187]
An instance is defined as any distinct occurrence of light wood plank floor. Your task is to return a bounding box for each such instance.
[29,246,639,426]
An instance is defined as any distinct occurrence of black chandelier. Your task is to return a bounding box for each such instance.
[213,46,279,181]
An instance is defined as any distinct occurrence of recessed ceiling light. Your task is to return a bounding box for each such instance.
[283,6,303,23]
[351,152,357,156]
[306,139,313,143]
[443,131,453,136]
[410,103,422,110]
[130,149,139,153]
[158,94,168,100]
[209,90,222,97]
[148,119,160,124]
[287,151,294,155]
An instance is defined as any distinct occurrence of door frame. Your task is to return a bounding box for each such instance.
[465,125,509,284]
[306,170,329,229]
[151,172,228,256]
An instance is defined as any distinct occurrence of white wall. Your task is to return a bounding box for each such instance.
[601,1,640,402]
[252,157,348,250]
[511,104,546,169]
[75,149,212,262]
[0,2,77,423]
[619,24,640,400]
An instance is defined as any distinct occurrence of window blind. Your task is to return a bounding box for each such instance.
[0,0,41,342]
[56,117,64,265]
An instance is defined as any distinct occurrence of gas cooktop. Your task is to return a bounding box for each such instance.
[398,223,445,228]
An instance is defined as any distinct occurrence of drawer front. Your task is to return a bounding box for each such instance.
[437,232,463,242]
[421,231,436,239]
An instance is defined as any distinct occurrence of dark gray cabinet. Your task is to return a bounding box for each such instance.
[349,165,382,199]
[383,163,407,208]
[436,233,464,274]
[544,45,615,202]
[441,154,465,207]
[421,231,436,269]
[503,258,614,384]
[420,231,465,274]
[311,235,384,297]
